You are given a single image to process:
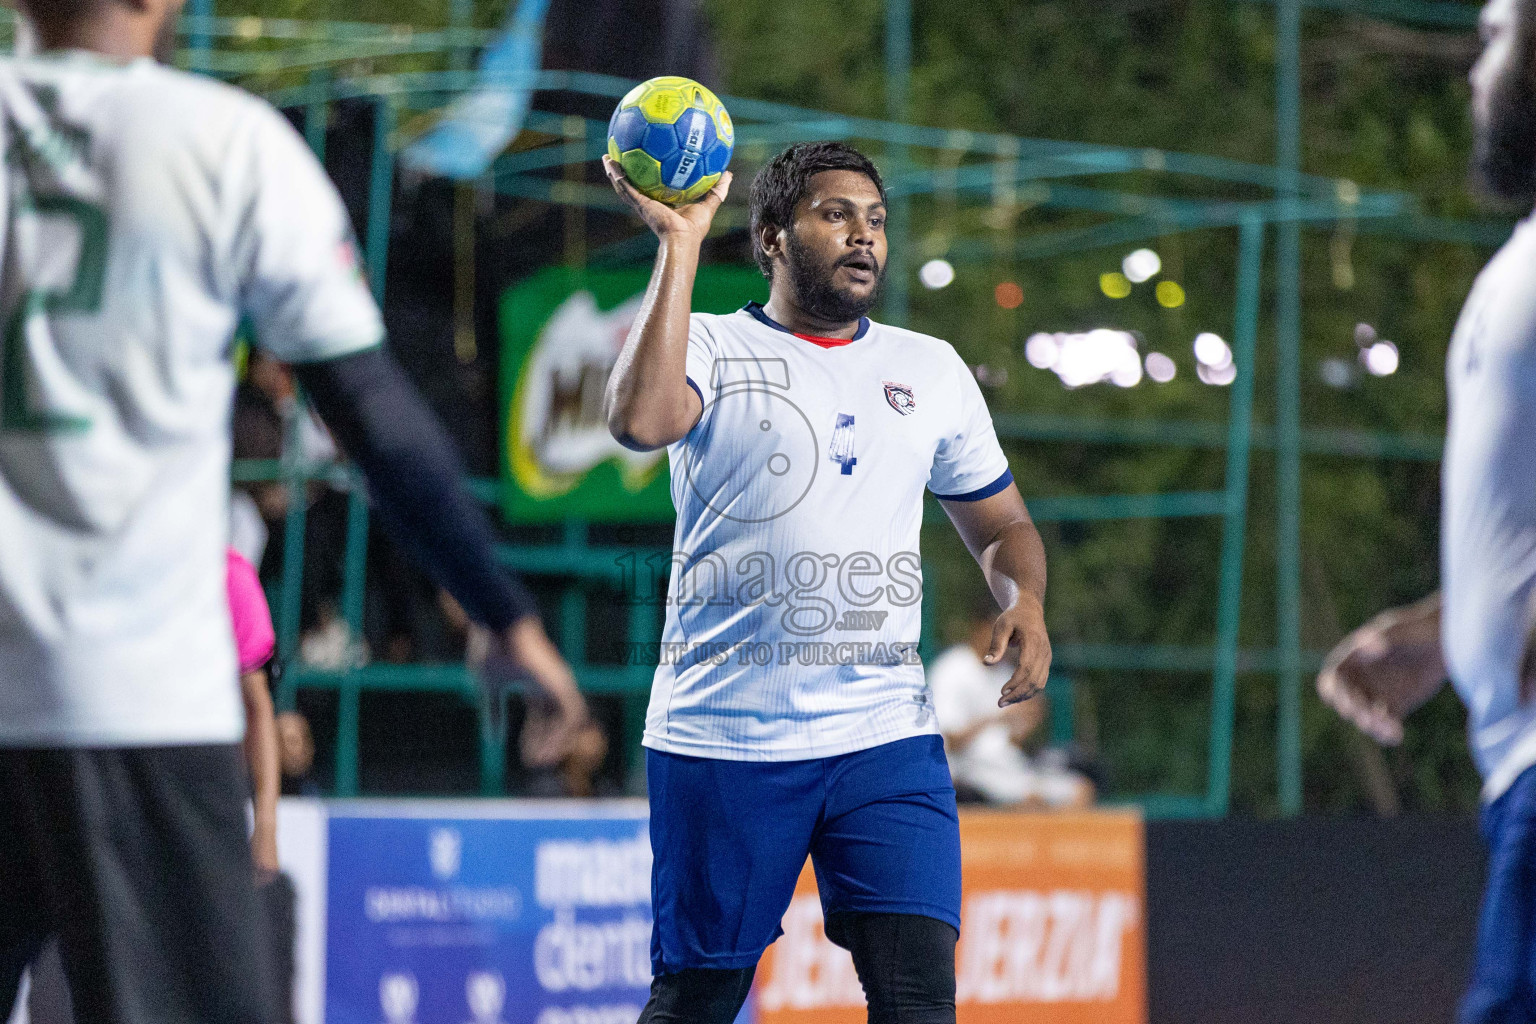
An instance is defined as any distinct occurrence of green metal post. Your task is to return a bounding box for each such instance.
[328,96,399,796]
[476,492,512,798]
[305,68,331,164]
[187,0,213,73]
[450,0,476,71]
[1047,674,1075,746]
[333,486,368,799]
[275,442,308,711]
[625,584,655,794]
[367,97,397,305]
[476,746,506,798]
[479,731,507,797]
[1275,0,1305,817]
[884,0,912,326]
[344,95,398,644]
[561,521,589,660]
[340,487,370,637]
[480,603,506,796]
[329,95,399,798]
[1206,214,1265,816]
[336,681,362,797]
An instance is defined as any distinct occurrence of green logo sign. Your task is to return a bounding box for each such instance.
[499,265,766,522]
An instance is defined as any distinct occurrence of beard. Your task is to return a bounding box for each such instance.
[784,231,885,325]
[1473,50,1536,208]
[153,12,178,64]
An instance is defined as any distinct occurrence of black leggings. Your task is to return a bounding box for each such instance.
[637,911,957,1024]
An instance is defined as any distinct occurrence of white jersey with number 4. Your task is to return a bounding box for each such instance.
[643,302,1012,761]
[0,52,382,746]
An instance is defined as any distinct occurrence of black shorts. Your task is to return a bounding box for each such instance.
[0,745,278,1024]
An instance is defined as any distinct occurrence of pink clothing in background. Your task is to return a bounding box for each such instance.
[227,549,276,674]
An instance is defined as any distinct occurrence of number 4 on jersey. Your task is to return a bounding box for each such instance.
[829,412,856,475]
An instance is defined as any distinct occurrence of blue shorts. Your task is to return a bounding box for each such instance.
[1463,763,1536,1024]
[646,734,962,973]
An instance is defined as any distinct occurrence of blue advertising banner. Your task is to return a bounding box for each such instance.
[325,805,654,1024]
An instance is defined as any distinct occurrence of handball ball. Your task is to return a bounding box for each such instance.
[607,76,734,206]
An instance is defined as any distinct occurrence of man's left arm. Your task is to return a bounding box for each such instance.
[940,485,1051,707]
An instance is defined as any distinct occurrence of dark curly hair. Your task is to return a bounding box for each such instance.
[748,142,887,279]
[20,0,105,19]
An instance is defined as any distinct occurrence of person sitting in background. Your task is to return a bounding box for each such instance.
[247,349,338,470]
[930,601,1094,809]
[298,599,368,671]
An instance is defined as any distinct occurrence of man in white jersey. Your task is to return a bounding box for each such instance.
[0,2,589,1022]
[602,141,1051,1024]
[1317,0,1536,1019]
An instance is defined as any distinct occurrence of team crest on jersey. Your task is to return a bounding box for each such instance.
[883,381,916,416]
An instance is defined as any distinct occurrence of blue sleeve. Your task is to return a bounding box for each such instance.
[293,348,537,631]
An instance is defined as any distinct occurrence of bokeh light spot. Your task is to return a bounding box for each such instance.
[1193,332,1232,369]
[1100,272,1133,299]
[919,259,955,290]
[1122,249,1162,283]
[1197,361,1237,386]
[1156,281,1186,308]
[1025,333,1059,369]
[1363,340,1399,376]
[1145,352,1177,383]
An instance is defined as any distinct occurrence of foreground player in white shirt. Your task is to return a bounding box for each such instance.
[1317,1,1536,1020]
[0,2,589,1021]
[603,141,1051,1024]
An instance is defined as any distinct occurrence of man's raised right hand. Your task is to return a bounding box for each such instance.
[603,155,732,242]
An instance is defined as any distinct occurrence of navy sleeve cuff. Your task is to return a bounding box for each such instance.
[932,468,1014,502]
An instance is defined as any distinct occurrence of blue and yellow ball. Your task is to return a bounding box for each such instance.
[607,76,734,206]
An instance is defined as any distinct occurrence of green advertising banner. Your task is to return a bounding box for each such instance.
[500,264,768,522]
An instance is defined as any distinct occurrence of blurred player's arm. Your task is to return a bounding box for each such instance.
[600,155,732,451]
[235,102,585,765]
[292,350,588,763]
[240,667,280,880]
[1317,593,1446,746]
[942,487,1051,707]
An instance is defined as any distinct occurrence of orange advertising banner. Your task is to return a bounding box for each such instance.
[754,809,1147,1024]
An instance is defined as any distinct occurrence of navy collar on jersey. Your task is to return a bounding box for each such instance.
[743,301,870,348]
